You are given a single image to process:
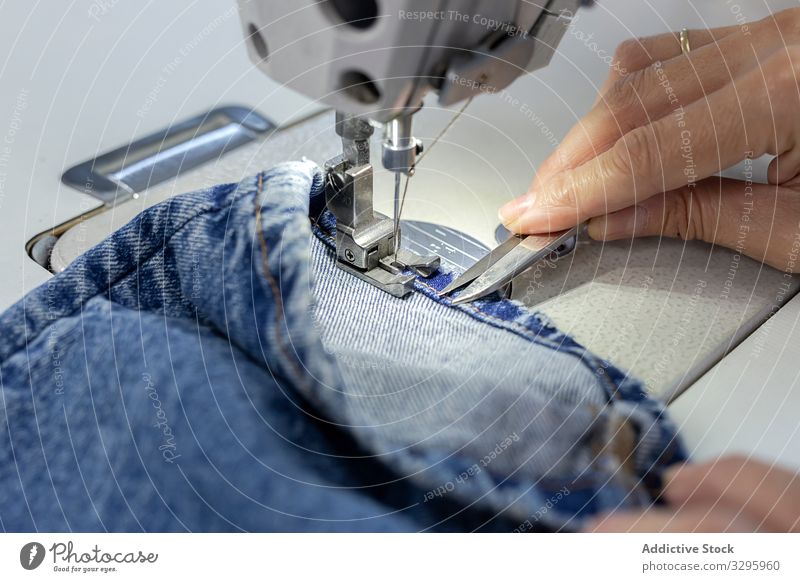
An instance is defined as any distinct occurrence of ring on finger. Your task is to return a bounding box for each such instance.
[679,28,692,55]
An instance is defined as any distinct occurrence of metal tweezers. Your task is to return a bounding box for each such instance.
[439,225,581,305]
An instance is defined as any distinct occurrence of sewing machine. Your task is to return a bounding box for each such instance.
[235,0,586,298]
[3,0,800,470]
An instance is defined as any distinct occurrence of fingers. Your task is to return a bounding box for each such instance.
[586,506,758,533]
[663,456,800,532]
[585,456,800,532]
[534,24,755,188]
[600,24,748,90]
[576,32,768,160]
[593,18,797,143]
[535,10,800,188]
[586,177,800,272]
[501,48,800,234]
[585,178,726,242]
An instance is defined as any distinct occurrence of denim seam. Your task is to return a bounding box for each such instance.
[307,194,684,490]
[309,221,623,401]
[415,277,623,397]
[253,171,310,393]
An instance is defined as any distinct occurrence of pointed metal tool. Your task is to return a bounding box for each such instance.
[438,234,522,297]
[441,225,581,305]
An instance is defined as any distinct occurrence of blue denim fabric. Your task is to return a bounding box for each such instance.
[0,161,685,532]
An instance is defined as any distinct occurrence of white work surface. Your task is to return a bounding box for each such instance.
[2,0,800,469]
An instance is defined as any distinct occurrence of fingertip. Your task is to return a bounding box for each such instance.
[509,206,580,234]
[587,217,608,240]
[767,150,800,185]
[499,184,585,233]
[501,219,525,235]
[767,156,779,185]
[498,194,534,225]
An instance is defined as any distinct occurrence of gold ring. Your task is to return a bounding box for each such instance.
[679,28,691,55]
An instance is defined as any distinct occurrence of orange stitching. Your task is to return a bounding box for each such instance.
[254,173,307,389]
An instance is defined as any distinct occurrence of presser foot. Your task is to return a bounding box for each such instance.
[324,156,440,299]
[334,238,440,299]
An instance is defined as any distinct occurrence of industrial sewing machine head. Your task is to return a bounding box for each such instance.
[238,0,585,298]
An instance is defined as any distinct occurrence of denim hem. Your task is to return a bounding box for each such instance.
[308,168,686,503]
[0,161,686,532]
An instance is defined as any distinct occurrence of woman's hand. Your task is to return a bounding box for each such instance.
[499,8,800,272]
[585,456,800,532]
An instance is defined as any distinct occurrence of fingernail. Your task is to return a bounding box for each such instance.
[499,195,534,224]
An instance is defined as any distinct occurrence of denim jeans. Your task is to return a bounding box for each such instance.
[0,161,685,531]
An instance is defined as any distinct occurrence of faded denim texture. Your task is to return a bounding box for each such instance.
[0,161,685,532]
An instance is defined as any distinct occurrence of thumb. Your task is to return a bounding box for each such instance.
[586,177,800,272]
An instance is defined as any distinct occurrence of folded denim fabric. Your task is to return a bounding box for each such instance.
[0,161,685,532]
